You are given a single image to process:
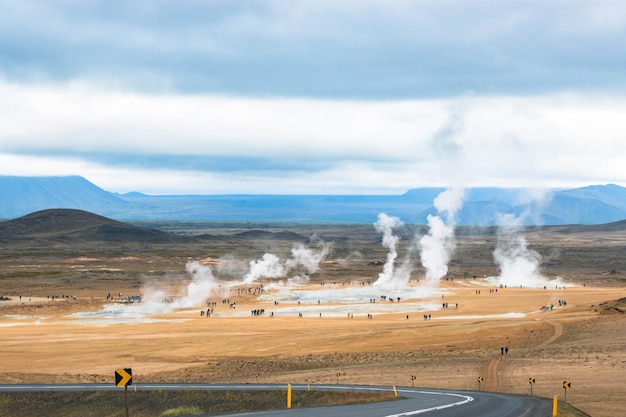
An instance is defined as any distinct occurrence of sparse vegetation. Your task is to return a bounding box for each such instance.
[0,390,399,417]
[558,401,593,417]
[160,405,205,416]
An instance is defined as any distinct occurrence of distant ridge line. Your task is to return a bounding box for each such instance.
[0,176,625,225]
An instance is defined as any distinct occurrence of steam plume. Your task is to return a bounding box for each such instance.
[244,253,286,284]
[243,243,328,285]
[286,243,328,274]
[139,261,219,311]
[373,213,404,287]
[420,188,464,283]
[217,254,248,279]
[177,261,220,307]
[493,213,545,287]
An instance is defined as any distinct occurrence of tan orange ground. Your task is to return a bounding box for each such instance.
[1,281,625,417]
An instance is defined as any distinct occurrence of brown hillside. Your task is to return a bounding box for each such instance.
[596,297,626,314]
[0,209,192,244]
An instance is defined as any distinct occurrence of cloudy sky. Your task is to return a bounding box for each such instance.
[1,0,625,195]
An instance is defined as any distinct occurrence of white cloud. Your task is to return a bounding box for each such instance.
[0,78,625,194]
[0,80,445,159]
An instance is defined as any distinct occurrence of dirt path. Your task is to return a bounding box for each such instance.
[482,320,564,392]
[539,321,563,347]
[482,356,501,391]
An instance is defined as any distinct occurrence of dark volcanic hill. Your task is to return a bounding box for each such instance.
[0,209,193,244]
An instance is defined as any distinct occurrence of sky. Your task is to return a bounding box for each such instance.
[1,0,625,195]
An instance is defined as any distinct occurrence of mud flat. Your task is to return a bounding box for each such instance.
[1,280,624,417]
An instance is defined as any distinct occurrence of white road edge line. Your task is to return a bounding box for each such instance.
[385,390,474,417]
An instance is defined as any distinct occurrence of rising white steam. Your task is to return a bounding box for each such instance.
[420,188,464,283]
[244,253,286,284]
[493,213,547,287]
[388,241,418,288]
[217,254,248,279]
[373,213,404,287]
[177,261,220,307]
[243,243,328,284]
[286,244,328,274]
[138,261,219,312]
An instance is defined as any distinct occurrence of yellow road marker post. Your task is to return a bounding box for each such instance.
[287,383,292,409]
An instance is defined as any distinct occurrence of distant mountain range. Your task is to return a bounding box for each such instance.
[1,176,626,225]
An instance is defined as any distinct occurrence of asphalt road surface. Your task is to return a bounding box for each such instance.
[0,383,552,416]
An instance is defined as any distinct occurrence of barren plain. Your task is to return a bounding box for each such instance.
[1,211,625,416]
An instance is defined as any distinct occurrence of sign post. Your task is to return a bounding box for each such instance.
[477,376,483,391]
[115,368,133,417]
[411,374,416,387]
[563,381,571,402]
[529,377,535,395]
[336,371,341,384]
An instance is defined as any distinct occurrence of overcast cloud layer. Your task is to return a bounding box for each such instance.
[1,0,625,194]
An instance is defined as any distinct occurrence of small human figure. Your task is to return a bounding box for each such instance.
[501,345,504,355]
[505,346,509,355]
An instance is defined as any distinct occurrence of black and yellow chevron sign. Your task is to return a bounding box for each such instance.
[411,375,416,381]
[529,378,536,384]
[115,368,132,387]
[478,376,484,383]
[563,381,571,390]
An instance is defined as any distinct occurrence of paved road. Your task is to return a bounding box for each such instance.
[0,383,551,416]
